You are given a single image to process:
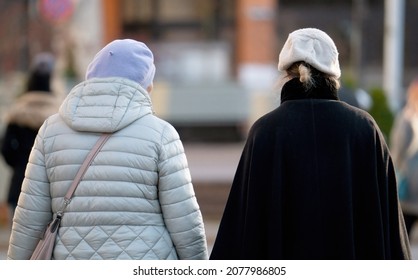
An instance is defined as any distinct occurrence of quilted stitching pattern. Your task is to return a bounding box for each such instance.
[55,225,177,260]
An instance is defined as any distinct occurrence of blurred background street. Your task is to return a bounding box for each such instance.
[1,0,418,260]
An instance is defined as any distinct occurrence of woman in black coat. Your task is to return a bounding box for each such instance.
[1,53,60,211]
[210,28,410,260]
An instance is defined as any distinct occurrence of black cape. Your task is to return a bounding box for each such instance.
[210,78,411,260]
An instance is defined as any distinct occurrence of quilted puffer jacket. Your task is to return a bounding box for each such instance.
[7,77,208,260]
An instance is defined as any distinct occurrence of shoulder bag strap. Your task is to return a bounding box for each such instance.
[60,133,112,211]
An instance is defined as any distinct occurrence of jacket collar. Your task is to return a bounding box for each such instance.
[280,77,339,104]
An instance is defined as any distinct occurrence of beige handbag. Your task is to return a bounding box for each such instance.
[30,133,111,260]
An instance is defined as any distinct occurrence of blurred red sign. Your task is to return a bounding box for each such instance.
[39,0,74,23]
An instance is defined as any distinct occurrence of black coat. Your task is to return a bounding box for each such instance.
[1,92,59,206]
[1,124,38,205]
[210,78,411,260]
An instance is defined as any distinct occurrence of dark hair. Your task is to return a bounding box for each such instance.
[26,70,51,92]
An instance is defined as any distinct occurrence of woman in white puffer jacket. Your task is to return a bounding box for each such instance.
[7,39,208,260]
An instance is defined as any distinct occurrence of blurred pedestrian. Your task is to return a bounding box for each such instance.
[1,53,60,214]
[390,78,418,237]
[7,39,208,260]
[210,28,410,260]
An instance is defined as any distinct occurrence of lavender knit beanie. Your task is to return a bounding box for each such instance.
[85,39,156,90]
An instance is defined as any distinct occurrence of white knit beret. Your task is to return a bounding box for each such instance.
[86,39,156,90]
[278,28,341,78]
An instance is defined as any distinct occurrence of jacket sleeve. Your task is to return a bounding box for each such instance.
[7,123,52,260]
[157,124,208,260]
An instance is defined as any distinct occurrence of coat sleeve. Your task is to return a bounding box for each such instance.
[1,123,20,167]
[210,132,260,260]
[157,124,208,260]
[7,122,53,260]
[209,148,249,260]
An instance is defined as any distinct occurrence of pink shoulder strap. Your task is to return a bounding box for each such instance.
[64,133,112,201]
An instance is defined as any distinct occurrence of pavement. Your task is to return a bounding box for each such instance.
[1,142,418,259]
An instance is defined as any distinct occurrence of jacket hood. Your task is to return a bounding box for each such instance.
[4,91,61,130]
[59,77,153,133]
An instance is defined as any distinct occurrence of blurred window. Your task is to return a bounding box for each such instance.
[121,0,235,41]
[121,0,235,84]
